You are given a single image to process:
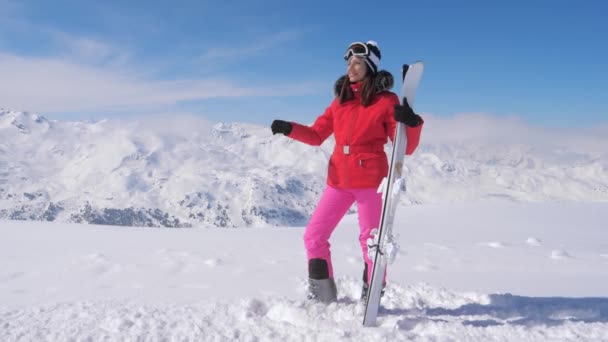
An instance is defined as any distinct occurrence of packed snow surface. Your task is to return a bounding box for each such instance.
[2,202,607,341]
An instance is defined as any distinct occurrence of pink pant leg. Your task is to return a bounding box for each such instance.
[303,186,354,278]
[353,188,384,283]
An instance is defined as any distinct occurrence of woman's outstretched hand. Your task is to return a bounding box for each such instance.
[271,120,293,135]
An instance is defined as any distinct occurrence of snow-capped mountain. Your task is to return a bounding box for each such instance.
[1,108,607,227]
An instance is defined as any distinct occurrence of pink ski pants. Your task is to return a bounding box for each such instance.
[304,185,382,281]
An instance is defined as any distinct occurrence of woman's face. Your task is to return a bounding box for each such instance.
[347,57,368,83]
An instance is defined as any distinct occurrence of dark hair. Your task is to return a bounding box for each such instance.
[338,68,377,107]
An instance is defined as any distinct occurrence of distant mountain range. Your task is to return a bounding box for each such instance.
[1,109,606,227]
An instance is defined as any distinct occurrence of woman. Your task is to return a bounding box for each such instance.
[271,41,423,303]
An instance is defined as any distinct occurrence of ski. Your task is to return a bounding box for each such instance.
[363,61,424,327]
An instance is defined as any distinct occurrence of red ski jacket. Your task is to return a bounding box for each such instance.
[287,72,423,189]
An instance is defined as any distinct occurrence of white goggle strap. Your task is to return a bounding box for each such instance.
[344,42,368,60]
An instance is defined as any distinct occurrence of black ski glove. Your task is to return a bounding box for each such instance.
[271,120,293,135]
[394,98,422,127]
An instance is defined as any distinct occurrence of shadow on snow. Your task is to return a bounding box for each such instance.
[385,294,608,329]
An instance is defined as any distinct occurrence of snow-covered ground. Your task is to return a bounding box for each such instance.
[2,201,607,341]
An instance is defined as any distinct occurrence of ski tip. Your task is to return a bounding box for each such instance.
[411,60,425,68]
[407,61,425,76]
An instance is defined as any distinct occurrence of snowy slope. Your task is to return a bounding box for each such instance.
[1,202,607,341]
[0,109,329,227]
[1,109,607,228]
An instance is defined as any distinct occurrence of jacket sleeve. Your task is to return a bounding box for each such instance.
[287,102,334,146]
[385,94,424,155]
[404,118,424,155]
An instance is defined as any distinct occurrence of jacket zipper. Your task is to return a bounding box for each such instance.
[345,105,360,188]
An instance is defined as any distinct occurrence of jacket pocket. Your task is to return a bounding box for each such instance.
[327,154,340,185]
[353,153,388,184]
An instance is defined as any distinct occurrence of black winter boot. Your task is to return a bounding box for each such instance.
[307,258,337,303]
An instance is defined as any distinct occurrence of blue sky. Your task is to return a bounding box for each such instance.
[1,0,606,128]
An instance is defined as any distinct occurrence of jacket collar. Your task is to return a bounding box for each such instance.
[350,81,363,97]
[333,70,394,97]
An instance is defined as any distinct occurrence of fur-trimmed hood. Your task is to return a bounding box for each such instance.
[333,70,394,97]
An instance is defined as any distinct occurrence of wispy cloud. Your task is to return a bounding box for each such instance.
[422,112,608,154]
[46,30,132,67]
[199,30,305,63]
[1,12,132,68]
[0,6,322,115]
[0,52,321,114]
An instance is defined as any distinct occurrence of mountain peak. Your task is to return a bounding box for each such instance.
[0,109,50,132]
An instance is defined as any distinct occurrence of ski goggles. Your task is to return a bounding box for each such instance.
[343,42,369,61]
